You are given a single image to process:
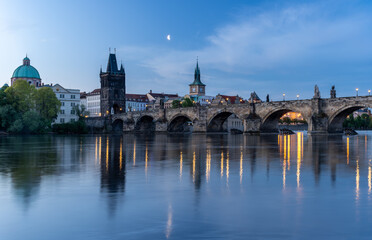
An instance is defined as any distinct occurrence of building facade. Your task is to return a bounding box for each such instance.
[41,84,80,123]
[126,94,148,112]
[11,56,42,87]
[146,91,179,110]
[226,114,244,132]
[86,89,101,117]
[100,53,126,116]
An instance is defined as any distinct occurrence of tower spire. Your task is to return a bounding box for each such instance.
[120,60,125,74]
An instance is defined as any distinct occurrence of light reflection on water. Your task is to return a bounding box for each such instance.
[1,133,372,239]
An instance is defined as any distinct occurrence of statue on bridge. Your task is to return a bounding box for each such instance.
[314,85,320,99]
[330,85,336,98]
[266,94,270,102]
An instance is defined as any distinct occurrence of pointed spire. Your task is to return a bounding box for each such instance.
[120,62,125,74]
[100,65,102,74]
[190,58,204,86]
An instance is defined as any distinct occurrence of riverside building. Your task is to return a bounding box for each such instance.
[42,84,80,123]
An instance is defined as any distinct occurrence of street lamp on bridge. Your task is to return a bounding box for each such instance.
[356,88,359,97]
[283,93,285,101]
[369,89,371,96]
[296,94,299,100]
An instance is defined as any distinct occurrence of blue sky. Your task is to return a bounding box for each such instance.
[1,0,372,100]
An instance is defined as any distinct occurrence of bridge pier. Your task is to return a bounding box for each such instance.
[155,120,168,132]
[307,114,329,135]
[243,116,261,134]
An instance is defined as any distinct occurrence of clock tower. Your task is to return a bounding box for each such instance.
[189,60,206,96]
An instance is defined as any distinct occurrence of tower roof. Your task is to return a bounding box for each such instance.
[106,53,119,73]
[189,60,205,86]
[103,53,125,75]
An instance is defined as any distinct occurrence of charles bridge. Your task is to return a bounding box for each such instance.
[86,94,372,134]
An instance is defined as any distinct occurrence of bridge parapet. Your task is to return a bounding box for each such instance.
[98,96,372,134]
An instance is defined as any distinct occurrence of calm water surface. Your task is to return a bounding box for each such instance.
[1,132,372,239]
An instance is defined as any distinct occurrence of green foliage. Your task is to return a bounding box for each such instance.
[343,113,372,129]
[22,111,45,133]
[35,87,61,123]
[8,119,24,133]
[5,80,36,113]
[0,80,61,134]
[182,98,194,107]
[172,100,181,108]
[0,105,19,130]
[73,104,89,120]
[282,117,291,124]
[52,120,88,134]
[279,117,307,125]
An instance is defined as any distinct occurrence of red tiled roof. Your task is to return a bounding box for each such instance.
[126,94,149,102]
[220,95,245,104]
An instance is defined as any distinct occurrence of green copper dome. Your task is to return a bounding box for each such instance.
[12,56,41,79]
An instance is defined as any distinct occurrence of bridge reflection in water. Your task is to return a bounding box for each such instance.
[1,133,372,238]
[89,132,371,193]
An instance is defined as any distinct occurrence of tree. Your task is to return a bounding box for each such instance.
[172,100,181,108]
[0,105,19,130]
[182,98,194,108]
[22,110,43,133]
[5,80,36,113]
[73,104,89,120]
[0,84,8,106]
[282,117,291,125]
[35,87,61,123]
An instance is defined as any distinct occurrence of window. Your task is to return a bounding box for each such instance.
[60,110,65,114]
[61,102,65,106]
[71,95,75,99]
[60,94,65,98]
[71,110,75,114]
[60,118,65,123]
[71,103,75,107]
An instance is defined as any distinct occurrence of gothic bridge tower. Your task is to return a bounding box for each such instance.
[100,53,126,116]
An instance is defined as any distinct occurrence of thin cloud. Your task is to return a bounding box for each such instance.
[121,2,372,98]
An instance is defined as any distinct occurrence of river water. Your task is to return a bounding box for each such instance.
[0,132,372,239]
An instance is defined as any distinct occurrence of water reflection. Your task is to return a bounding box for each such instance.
[1,133,372,238]
[2,134,370,205]
[100,135,125,216]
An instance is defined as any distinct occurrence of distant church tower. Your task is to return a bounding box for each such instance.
[189,60,206,96]
[100,53,126,116]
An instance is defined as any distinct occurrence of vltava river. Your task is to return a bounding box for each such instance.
[0,132,372,239]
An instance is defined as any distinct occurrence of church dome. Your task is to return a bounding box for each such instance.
[12,56,41,79]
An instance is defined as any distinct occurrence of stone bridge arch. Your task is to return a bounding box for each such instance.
[135,115,156,132]
[259,106,311,133]
[112,119,124,132]
[167,114,193,132]
[207,109,245,132]
[327,104,369,133]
